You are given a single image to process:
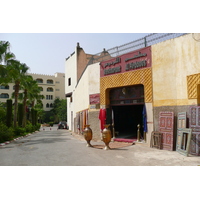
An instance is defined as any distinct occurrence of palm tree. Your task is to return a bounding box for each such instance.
[0,41,15,83]
[6,59,29,127]
[19,75,42,127]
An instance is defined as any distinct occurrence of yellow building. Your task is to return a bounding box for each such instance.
[100,33,200,150]
[0,72,65,111]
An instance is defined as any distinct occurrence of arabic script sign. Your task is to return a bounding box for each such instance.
[100,46,151,77]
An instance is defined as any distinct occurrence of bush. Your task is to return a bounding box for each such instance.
[25,122,34,133]
[49,122,54,127]
[0,107,6,124]
[14,127,26,136]
[0,123,14,143]
[34,123,41,131]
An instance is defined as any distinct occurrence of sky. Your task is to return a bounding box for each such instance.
[1,1,196,76]
[0,33,150,75]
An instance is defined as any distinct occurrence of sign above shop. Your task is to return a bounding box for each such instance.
[104,57,121,68]
[100,46,151,77]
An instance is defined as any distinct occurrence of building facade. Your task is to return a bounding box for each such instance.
[100,46,153,144]
[65,34,200,153]
[65,43,111,134]
[100,33,200,149]
[0,72,65,111]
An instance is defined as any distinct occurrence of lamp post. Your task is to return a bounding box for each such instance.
[137,124,141,142]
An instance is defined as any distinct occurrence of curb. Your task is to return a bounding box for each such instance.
[0,131,39,147]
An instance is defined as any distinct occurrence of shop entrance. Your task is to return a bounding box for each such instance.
[109,84,145,140]
[112,105,144,139]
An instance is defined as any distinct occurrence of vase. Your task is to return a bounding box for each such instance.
[102,124,112,150]
[83,125,93,147]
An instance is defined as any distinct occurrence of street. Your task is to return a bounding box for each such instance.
[0,128,200,166]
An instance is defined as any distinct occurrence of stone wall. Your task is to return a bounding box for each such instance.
[88,110,101,141]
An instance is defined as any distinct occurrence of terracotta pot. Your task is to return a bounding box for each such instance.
[102,124,112,150]
[83,125,93,147]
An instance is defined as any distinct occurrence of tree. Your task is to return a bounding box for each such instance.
[0,41,29,127]
[6,60,29,127]
[6,99,13,127]
[52,98,67,122]
[0,41,15,84]
[19,75,42,127]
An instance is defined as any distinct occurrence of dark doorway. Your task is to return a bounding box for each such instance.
[112,105,144,139]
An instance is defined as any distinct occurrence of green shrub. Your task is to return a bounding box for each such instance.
[0,107,6,123]
[49,122,54,127]
[33,123,41,132]
[25,122,34,133]
[0,123,14,143]
[14,127,26,136]
[36,123,41,131]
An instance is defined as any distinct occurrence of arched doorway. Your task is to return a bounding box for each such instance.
[109,84,145,140]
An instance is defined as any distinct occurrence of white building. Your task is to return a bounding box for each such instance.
[0,72,65,111]
[65,43,111,140]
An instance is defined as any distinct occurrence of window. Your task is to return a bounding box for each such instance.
[0,93,9,98]
[47,79,53,84]
[56,81,60,84]
[0,85,9,89]
[46,103,49,108]
[13,85,22,90]
[46,95,53,100]
[39,87,43,91]
[36,78,43,83]
[47,87,53,92]
[50,103,53,108]
[68,78,71,86]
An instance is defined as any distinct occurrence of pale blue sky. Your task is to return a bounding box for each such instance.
[0,33,150,75]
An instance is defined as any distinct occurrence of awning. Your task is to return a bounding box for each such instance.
[65,92,72,97]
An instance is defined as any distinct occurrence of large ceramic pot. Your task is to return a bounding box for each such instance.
[102,124,112,150]
[83,125,93,147]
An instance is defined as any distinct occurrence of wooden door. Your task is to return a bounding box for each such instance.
[189,106,200,156]
[176,112,187,151]
[159,112,174,151]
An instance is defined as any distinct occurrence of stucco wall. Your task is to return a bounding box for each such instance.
[74,62,100,113]
[65,52,77,95]
[65,51,77,130]
[54,73,65,99]
[152,33,200,107]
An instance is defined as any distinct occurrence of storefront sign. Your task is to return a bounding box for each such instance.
[89,93,100,104]
[125,51,147,62]
[104,57,121,68]
[104,66,121,75]
[125,60,146,71]
[100,46,151,77]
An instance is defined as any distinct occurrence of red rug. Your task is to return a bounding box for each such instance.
[113,138,137,143]
[92,141,133,149]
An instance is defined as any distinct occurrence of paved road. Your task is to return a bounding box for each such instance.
[0,128,200,166]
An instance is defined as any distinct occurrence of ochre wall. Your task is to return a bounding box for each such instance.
[152,34,200,107]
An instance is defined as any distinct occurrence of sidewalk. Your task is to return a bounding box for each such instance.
[71,131,134,149]
[71,131,200,166]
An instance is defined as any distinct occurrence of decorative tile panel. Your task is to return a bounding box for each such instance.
[100,68,152,105]
[187,73,200,99]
